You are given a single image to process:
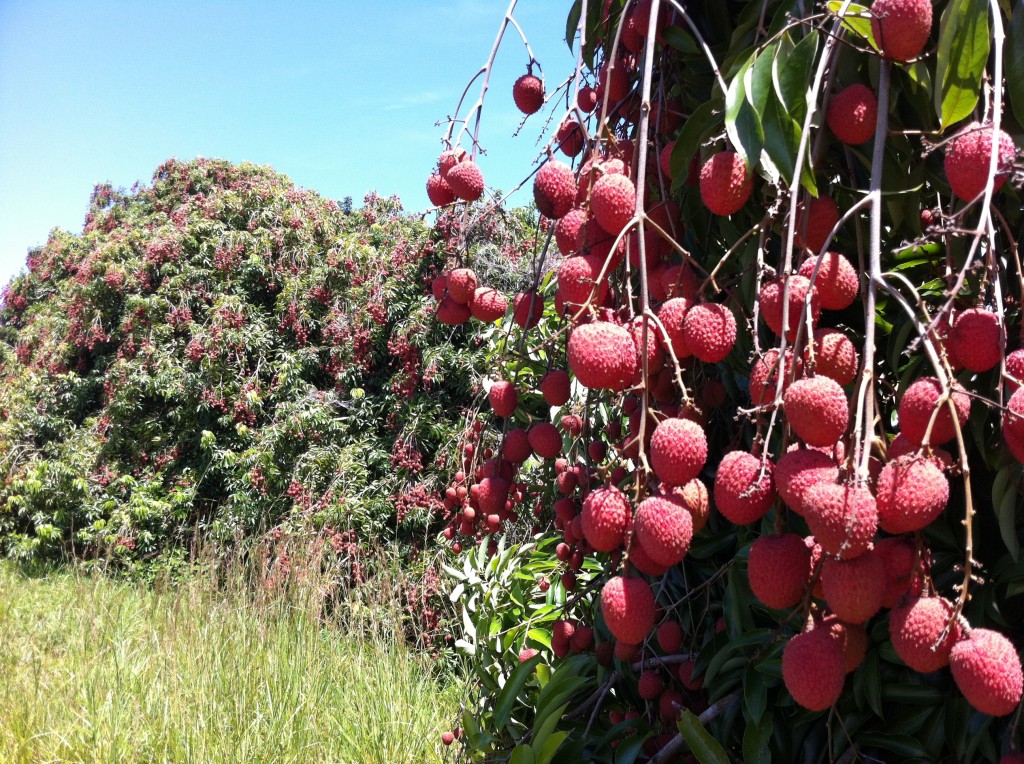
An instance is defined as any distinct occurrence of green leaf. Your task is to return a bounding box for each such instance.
[511,744,535,764]
[742,713,773,764]
[535,731,569,764]
[1008,7,1024,127]
[493,655,542,731]
[725,52,764,168]
[996,475,1021,560]
[856,733,932,758]
[776,31,819,125]
[677,709,731,764]
[613,735,649,764]
[934,0,991,129]
[827,1,876,49]
[531,701,569,757]
[565,0,582,52]
[743,663,768,722]
[663,26,698,55]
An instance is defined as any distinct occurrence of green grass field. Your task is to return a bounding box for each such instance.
[0,561,462,763]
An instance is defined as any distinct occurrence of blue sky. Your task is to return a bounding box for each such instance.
[0,1,576,286]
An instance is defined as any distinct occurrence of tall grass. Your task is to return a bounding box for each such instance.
[0,548,464,763]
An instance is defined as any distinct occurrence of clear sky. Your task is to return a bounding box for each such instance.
[0,0,576,287]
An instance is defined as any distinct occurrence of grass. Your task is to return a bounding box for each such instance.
[0,557,464,763]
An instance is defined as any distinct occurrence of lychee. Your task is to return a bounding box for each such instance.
[784,376,849,447]
[796,196,840,254]
[802,482,878,559]
[826,84,878,145]
[660,263,699,301]
[436,295,471,325]
[699,151,753,216]
[557,255,608,311]
[577,85,598,113]
[556,118,585,157]
[469,286,507,322]
[798,252,859,311]
[775,448,839,516]
[875,535,923,608]
[512,73,544,115]
[659,140,675,181]
[656,297,692,358]
[581,486,632,552]
[426,174,455,207]
[632,495,694,566]
[489,380,517,418]
[629,315,665,374]
[748,533,812,610]
[601,576,656,645]
[591,173,637,236]
[944,122,1016,201]
[683,303,737,363]
[447,268,478,304]
[555,208,586,255]
[949,628,1023,716]
[713,450,776,525]
[539,369,571,407]
[898,376,970,446]
[512,290,544,329]
[889,595,960,672]
[437,147,466,176]
[876,455,949,533]
[649,417,708,487]
[476,476,509,515]
[638,670,664,700]
[628,537,671,577]
[502,428,532,464]
[568,321,639,391]
[665,478,710,532]
[820,615,868,673]
[446,161,485,202]
[528,422,562,459]
[782,626,847,711]
[760,275,821,340]
[870,0,933,62]
[807,328,859,386]
[749,349,802,406]
[656,621,683,654]
[820,549,886,623]
[948,307,1003,372]
[534,160,577,219]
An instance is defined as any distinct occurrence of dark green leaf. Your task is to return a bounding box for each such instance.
[494,654,543,731]
[743,663,768,722]
[535,731,568,764]
[857,732,932,758]
[725,53,764,167]
[531,701,569,757]
[1008,7,1024,127]
[677,709,731,764]
[742,713,773,764]
[565,0,582,52]
[934,0,990,128]
[663,26,698,55]
[776,31,819,125]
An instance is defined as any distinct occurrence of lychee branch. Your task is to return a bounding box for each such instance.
[648,689,741,764]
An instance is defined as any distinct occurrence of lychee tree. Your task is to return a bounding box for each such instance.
[427,0,1024,761]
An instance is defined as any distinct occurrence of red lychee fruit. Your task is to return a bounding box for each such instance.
[826,84,878,145]
[807,328,859,386]
[798,252,859,311]
[656,621,683,654]
[568,321,639,391]
[659,140,675,181]
[699,151,753,215]
[876,454,949,533]
[597,59,631,103]
[426,174,455,207]
[540,369,571,407]
[949,629,1024,717]
[629,315,665,374]
[870,0,933,62]
[875,535,923,608]
[948,307,1003,372]
[489,380,517,418]
[552,618,576,657]
[944,122,1017,201]
[476,476,509,515]
[534,159,577,219]
[581,486,633,552]
[512,290,544,329]
[556,118,585,157]
[658,689,685,726]
[469,286,507,322]
[802,482,878,559]
[557,255,608,311]
[437,147,466,176]
[431,273,447,301]
[683,303,736,363]
[571,625,594,652]
[447,268,478,304]
[821,615,868,673]
[528,422,562,459]
[627,537,671,577]
[638,670,664,700]
[656,297,692,358]
[512,73,544,115]
[749,349,802,407]
[713,450,776,525]
[436,295,471,325]
[555,208,586,255]
[650,417,707,487]
[898,376,970,447]
[632,495,694,567]
[591,173,637,236]
[601,576,656,645]
[661,264,699,302]
[502,428,532,464]
[748,533,812,610]
[442,731,455,746]
[796,196,840,254]
[760,275,821,340]
[1006,349,1024,393]
[775,447,839,516]
[518,647,539,663]
[782,626,847,711]
[820,549,886,623]
[784,376,849,448]
[577,85,598,113]
[446,161,485,202]
[666,478,710,533]
[889,595,960,672]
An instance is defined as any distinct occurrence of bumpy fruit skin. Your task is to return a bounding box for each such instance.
[898,376,970,446]
[949,629,1024,717]
[796,196,840,253]
[633,495,694,566]
[820,550,886,623]
[821,616,868,673]
[488,380,517,418]
[948,307,1003,372]
[528,422,562,459]
[657,621,684,654]
[502,428,532,464]
[568,321,639,391]
[784,376,849,447]
[889,596,960,672]
[591,173,636,235]
[714,450,776,524]
[628,538,670,576]
[555,208,586,255]
[656,297,692,358]
[469,286,507,322]
[870,0,933,62]
[776,447,839,516]
[782,626,847,711]
[436,295,471,325]
[581,486,632,552]
[876,455,949,533]
[556,118,585,156]
[437,147,466,176]
[699,151,753,215]
[629,315,665,373]
[637,671,664,700]
[760,275,821,340]
[748,533,812,610]
[798,252,859,311]
[803,483,878,559]
[512,73,544,114]
[447,268,478,304]
[650,417,708,487]
[749,349,802,407]
[661,264,699,301]
[944,122,1017,201]
[446,161,485,201]
[684,303,737,363]
[512,290,544,329]
[533,160,577,219]
[476,476,509,514]
[557,254,608,311]
[1005,348,1024,393]
[826,84,878,145]
[540,369,572,406]
[808,328,859,386]
[426,174,455,207]
[601,576,656,645]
